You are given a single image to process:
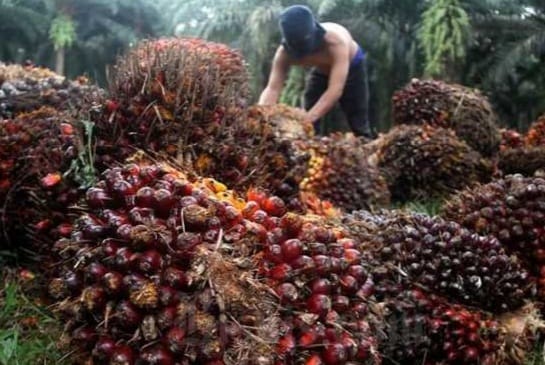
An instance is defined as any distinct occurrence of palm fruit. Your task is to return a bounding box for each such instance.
[392,79,501,157]
[374,124,493,202]
[341,209,533,312]
[96,38,308,201]
[0,62,105,119]
[500,129,524,151]
[525,114,545,146]
[296,133,391,212]
[442,174,545,298]
[498,146,545,176]
[246,104,314,140]
[381,288,542,365]
[49,160,382,365]
[0,107,95,258]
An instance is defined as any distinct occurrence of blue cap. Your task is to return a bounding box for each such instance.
[279,5,325,59]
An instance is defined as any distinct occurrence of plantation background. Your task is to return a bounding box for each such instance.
[2,0,545,132]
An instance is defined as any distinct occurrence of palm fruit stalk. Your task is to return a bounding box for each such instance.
[341,209,533,313]
[392,79,501,157]
[374,124,492,202]
[295,133,391,213]
[0,62,105,119]
[48,160,382,365]
[380,288,542,365]
[0,107,96,259]
[442,174,545,298]
[95,37,308,201]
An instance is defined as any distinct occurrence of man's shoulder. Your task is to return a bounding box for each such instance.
[321,23,352,44]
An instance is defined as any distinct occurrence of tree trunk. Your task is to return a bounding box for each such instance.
[55,47,65,75]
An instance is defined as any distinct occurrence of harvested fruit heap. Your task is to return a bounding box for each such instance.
[525,114,545,146]
[48,161,382,365]
[295,133,391,212]
[442,174,545,298]
[0,107,94,256]
[0,62,105,119]
[498,146,545,176]
[373,124,492,202]
[246,104,315,141]
[341,209,533,313]
[392,79,501,157]
[96,38,308,201]
[380,288,541,365]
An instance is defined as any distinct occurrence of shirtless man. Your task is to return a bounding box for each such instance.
[258,4,374,138]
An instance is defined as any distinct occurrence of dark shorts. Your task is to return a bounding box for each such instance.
[304,57,373,138]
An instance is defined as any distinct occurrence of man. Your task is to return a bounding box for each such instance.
[258,4,374,138]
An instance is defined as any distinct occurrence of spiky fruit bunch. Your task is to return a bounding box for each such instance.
[500,129,524,151]
[96,37,248,165]
[381,288,541,365]
[392,79,501,157]
[498,146,545,176]
[295,133,390,212]
[0,107,93,257]
[49,161,381,365]
[189,114,310,202]
[374,125,492,202]
[525,114,545,146]
[442,174,545,297]
[341,210,533,312]
[0,62,105,119]
[246,104,314,140]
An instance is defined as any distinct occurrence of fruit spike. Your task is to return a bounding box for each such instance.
[442,174,545,299]
[380,288,542,365]
[295,132,391,212]
[342,209,534,312]
[392,78,501,157]
[49,160,381,365]
[373,124,493,202]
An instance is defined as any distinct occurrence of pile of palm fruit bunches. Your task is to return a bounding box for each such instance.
[2,37,545,365]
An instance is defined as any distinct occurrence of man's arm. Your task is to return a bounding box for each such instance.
[306,43,350,122]
[258,47,290,105]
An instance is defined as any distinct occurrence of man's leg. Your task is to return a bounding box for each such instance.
[339,57,374,138]
[303,68,328,135]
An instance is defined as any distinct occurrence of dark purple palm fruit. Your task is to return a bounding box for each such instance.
[342,209,534,313]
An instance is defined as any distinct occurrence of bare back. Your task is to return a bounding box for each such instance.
[284,22,359,74]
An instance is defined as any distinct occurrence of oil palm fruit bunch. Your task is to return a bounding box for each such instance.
[500,129,524,151]
[95,37,248,169]
[296,133,390,212]
[190,111,309,203]
[0,107,95,258]
[392,79,501,157]
[442,174,545,298]
[0,62,105,119]
[246,104,314,141]
[49,160,382,365]
[374,125,492,202]
[525,114,545,146]
[498,146,545,176]
[341,209,533,313]
[380,288,542,365]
